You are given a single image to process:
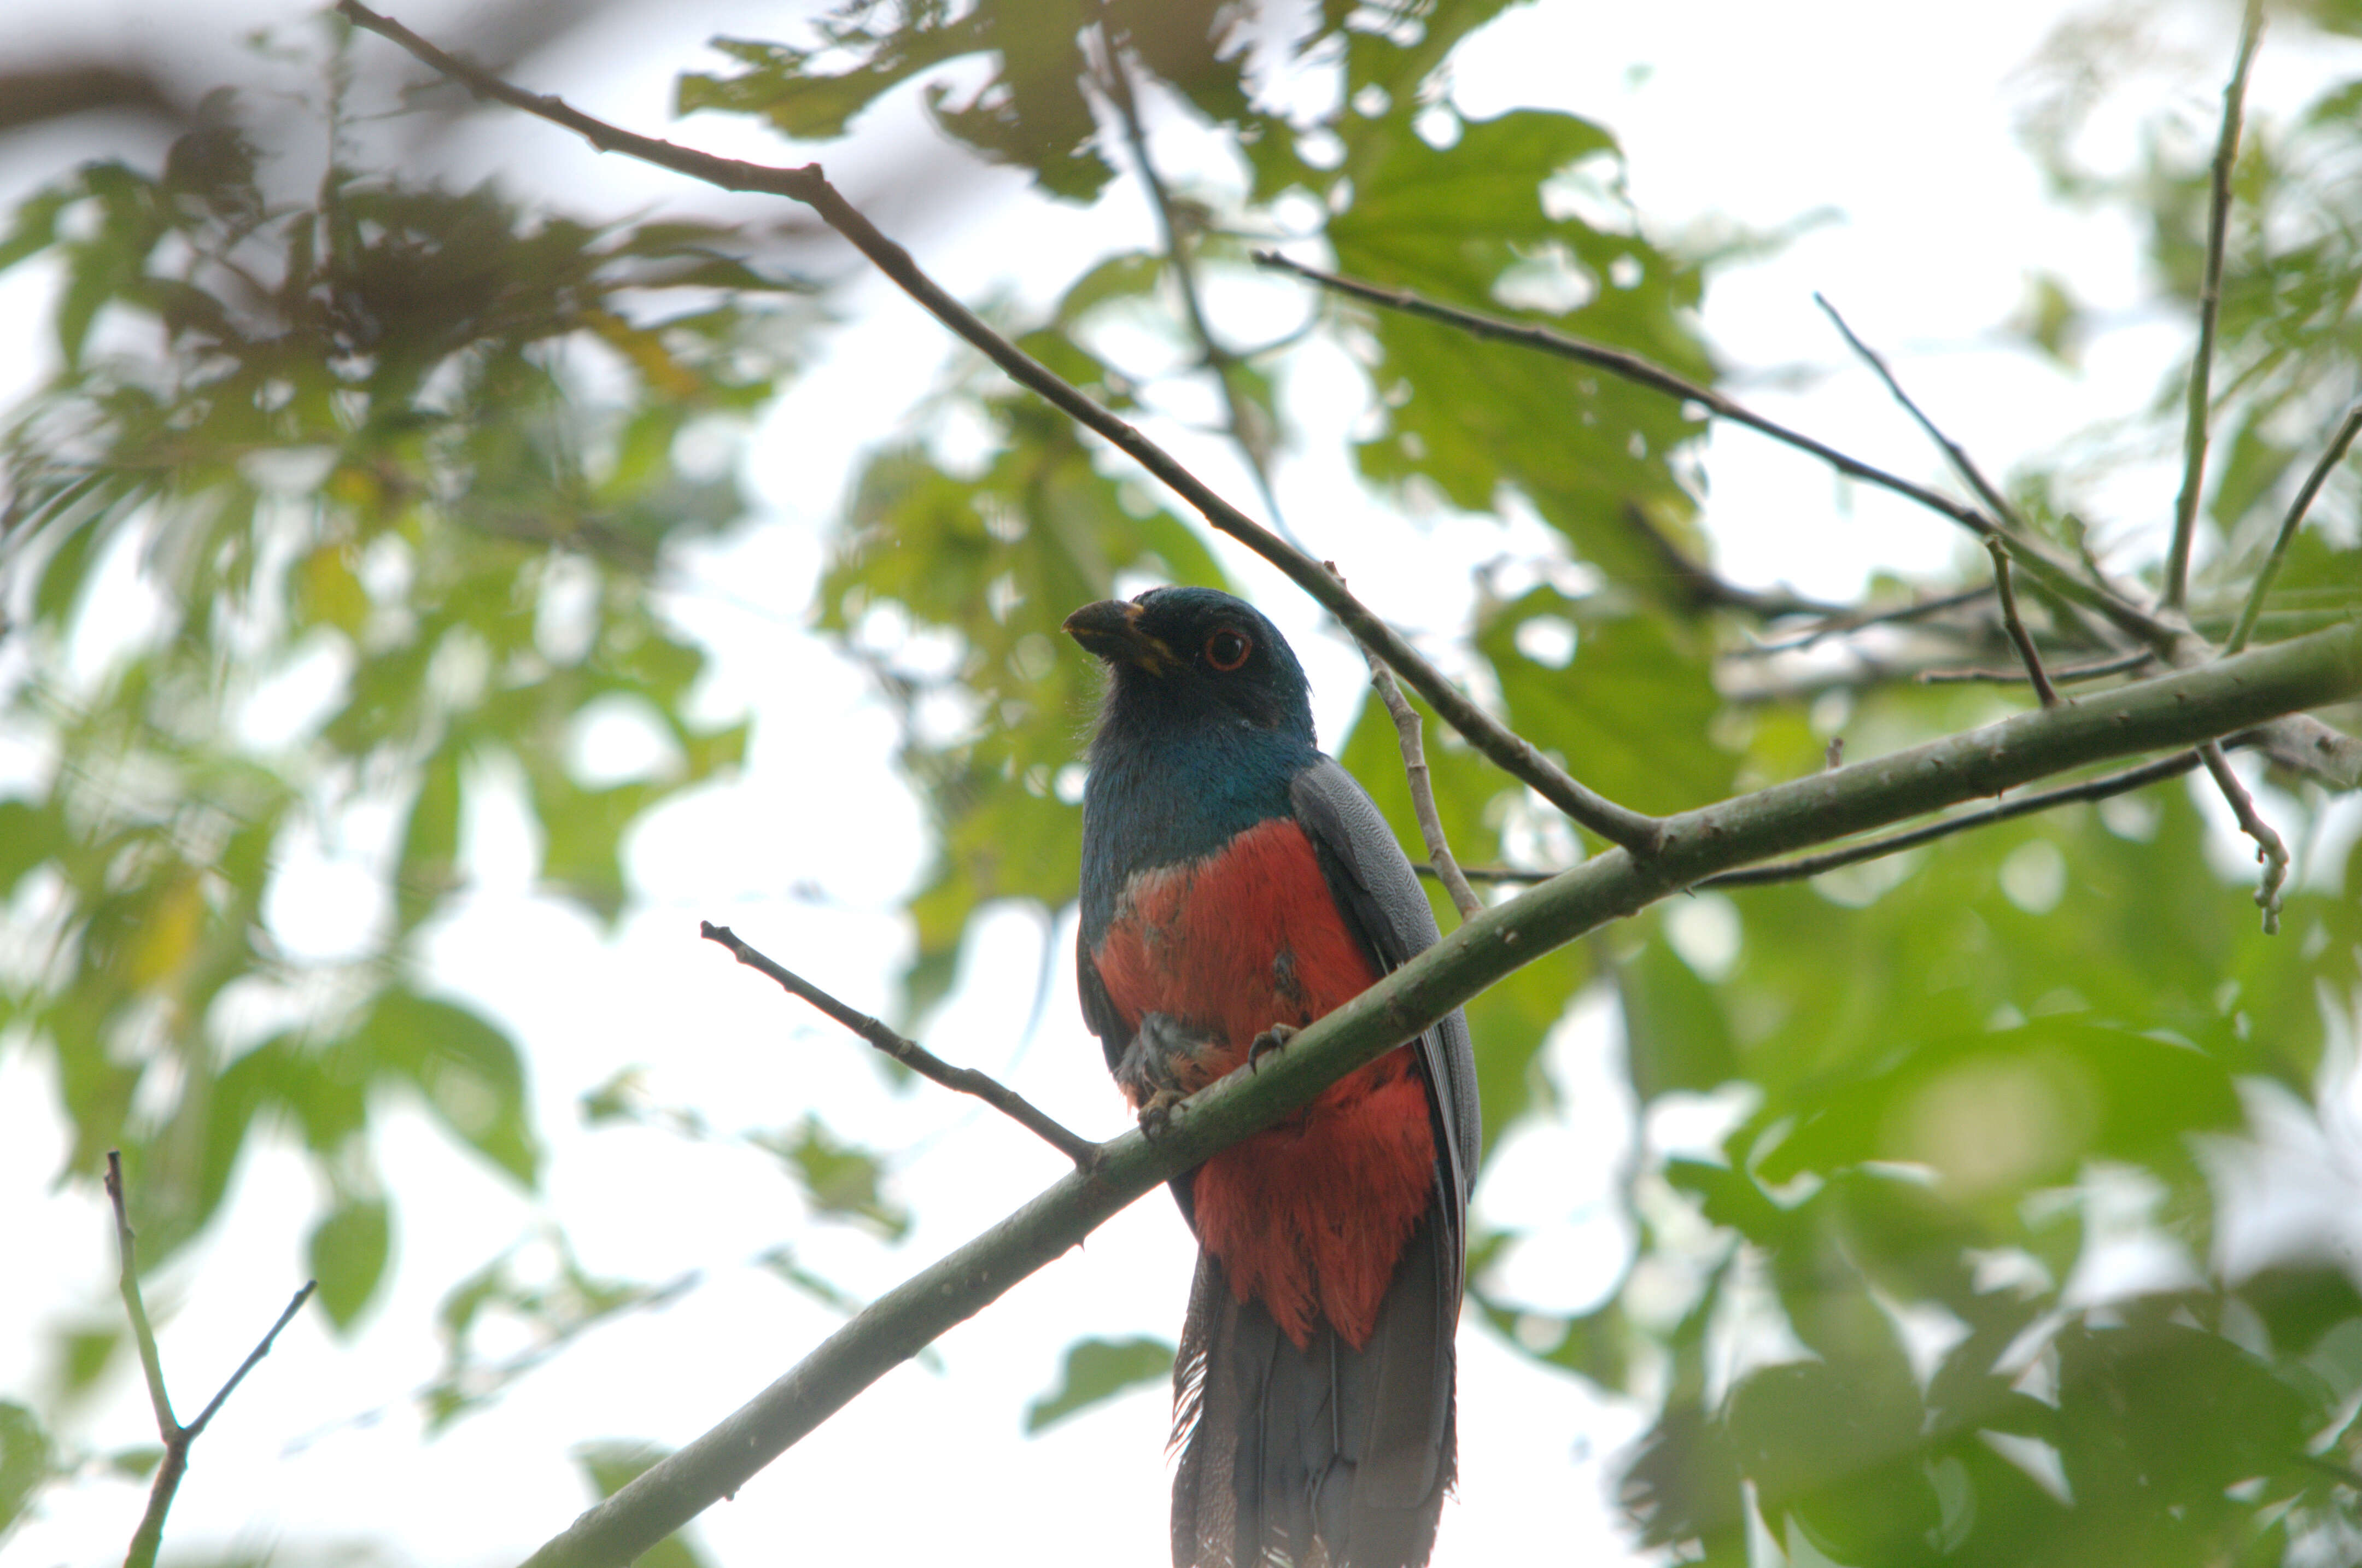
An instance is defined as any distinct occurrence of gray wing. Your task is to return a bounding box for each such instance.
[1288,756,1482,1260]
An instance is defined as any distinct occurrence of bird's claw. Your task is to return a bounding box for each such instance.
[1136,1087,1185,1139]
[1247,1023,1297,1070]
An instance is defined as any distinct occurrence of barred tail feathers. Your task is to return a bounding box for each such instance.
[1170,1213,1457,1568]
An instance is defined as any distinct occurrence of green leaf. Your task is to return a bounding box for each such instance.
[1757,1017,2244,1203]
[1024,1336,1175,1432]
[753,1116,910,1240]
[1478,587,1733,817]
[365,991,543,1186]
[0,1402,53,1535]
[1617,923,1738,1100]
[308,1197,391,1330]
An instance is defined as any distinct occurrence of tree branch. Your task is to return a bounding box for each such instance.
[2224,402,2362,655]
[1361,649,1483,922]
[1431,748,2209,891]
[1919,650,2153,686]
[699,922,1097,1167]
[1740,584,1995,656]
[1813,292,2030,539]
[2199,741,2289,934]
[2166,0,2264,610]
[1623,501,1846,621]
[1250,249,2178,648]
[1095,27,1295,544]
[1983,537,2060,706]
[106,1151,315,1568]
[516,621,2361,1568]
[336,0,1665,857]
[1699,750,2203,888]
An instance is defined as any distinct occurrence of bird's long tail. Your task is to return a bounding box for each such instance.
[1170,1205,1457,1568]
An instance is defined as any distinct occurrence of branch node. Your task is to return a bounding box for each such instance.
[106,1151,314,1568]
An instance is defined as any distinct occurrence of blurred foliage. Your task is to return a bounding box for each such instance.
[4,1,2362,1565]
[1024,1333,1177,1433]
[693,1,2362,1562]
[0,24,812,1531]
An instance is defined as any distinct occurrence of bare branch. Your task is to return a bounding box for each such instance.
[700,922,1098,1167]
[1920,650,2154,686]
[2224,402,2362,654]
[2166,0,2266,610]
[107,1151,315,1568]
[1362,652,1482,922]
[104,1151,177,1440]
[1814,293,2028,535]
[336,0,1665,857]
[1984,538,2061,707]
[519,622,2362,1568]
[1250,249,2178,648]
[1622,502,1846,621]
[1096,31,1294,543]
[1740,584,1995,656]
[2200,742,2289,934]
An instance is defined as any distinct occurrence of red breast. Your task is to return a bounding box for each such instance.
[1090,816,1437,1349]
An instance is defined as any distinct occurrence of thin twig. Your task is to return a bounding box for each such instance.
[2199,742,2288,934]
[699,922,1098,1166]
[1814,293,2027,534]
[1359,648,1483,921]
[180,1285,317,1438]
[1815,293,2119,657]
[2223,402,2362,654]
[106,1151,315,1568]
[1984,538,2061,706]
[1919,650,2153,686]
[1740,584,1995,656]
[1622,502,1846,621]
[105,1152,177,1438]
[1252,249,2178,648]
[1097,28,1296,546]
[2166,0,2265,611]
[336,0,1665,857]
[1323,560,1480,920]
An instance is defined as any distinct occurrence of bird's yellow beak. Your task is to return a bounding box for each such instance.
[1063,599,1180,676]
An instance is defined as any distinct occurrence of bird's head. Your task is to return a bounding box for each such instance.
[1063,587,1314,743]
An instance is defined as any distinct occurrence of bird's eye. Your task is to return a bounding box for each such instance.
[1204,629,1252,671]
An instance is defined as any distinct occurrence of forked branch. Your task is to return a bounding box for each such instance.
[106,1151,315,1568]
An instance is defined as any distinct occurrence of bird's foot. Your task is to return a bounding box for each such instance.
[1247,1023,1297,1070]
[1116,1011,1223,1119]
[1135,1086,1185,1139]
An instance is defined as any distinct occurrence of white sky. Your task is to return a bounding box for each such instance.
[4,3,2359,1567]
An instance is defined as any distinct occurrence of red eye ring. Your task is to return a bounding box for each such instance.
[1205,629,1252,671]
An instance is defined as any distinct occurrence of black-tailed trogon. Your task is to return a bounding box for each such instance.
[1066,586,1480,1568]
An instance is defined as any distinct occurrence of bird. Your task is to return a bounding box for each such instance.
[1065,585,1480,1568]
